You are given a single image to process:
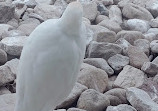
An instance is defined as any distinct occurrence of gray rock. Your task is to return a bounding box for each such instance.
[0,93,16,111]
[2,30,26,39]
[77,89,110,111]
[126,19,150,33]
[143,33,157,42]
[7,18,19,28]
[1,36,28,56]
[87,41,122,60]
[150,40,158,53]
[147,28,158,36]
[93,30,117,43]
[14,4,27,19]
[109,5,122,24]
[83,58,114,76]
[95,15,109,24]
[67,108,86,111]
[77,63,108,93]
[97,3,109,16]
[82,1,97,22]
[127,46,150,69]
[0,49,7,64]
[0,87,11,95]
[102,0,114,6]
[116,30,144,45]
[56,83,88,109]
[150,18,158,28]
[126,87,158,111]
[98,19,122,33]
[114,65,145,88]
[104,88,128,106]
[106,104,137,111]
[152,56,158,65]
[122,3,154,21]
[134,39,150,56]
[141,62,158,76]
[108,54,129,72]
[0,3,15,23]
[146,0,158,18]
[34,4,62,20]
[0,24,14,40]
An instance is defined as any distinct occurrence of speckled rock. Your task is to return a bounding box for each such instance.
[106,104,137,111]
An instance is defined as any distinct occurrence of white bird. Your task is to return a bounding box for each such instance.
[14,1,86,111]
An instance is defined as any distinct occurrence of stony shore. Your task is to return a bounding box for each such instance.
[0,0,158,111]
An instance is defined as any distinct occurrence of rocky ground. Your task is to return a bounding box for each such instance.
[0,0,158,111]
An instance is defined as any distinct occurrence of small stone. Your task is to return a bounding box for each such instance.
[56,83,88,109]
[0,3,15,23]
[127,46,149,69]
[82,1,97,22]
[93,30,117,43]
[0,94,16,111]
[126,87,158,111]
[134,39,150,56]
[83,58,114,76]
[143,33,156,42]
[87,41,122,60]
[150,18,158,28]
[1,36,28,56]
[108,54,129,72]
[152,56,158,65]
[102,0,114,6]
[122,3,153,21]
[116,30,144,45]
[106,104,137,111]
[97,3,109,16]
[67,108,86,111]
[141,62,158,76]
[150,40,158,53]
[95,15,109,24]
[77,89,110,111]
[126,19,150,33]
[0,87,11,95]
[104,88,128,106]
[0,24,14,40]
[146,0,158,18]
[147,28,158,36]
[2,30,26,39]
[0,49,7,64]
[113,65,145,88]
[77,63,108,93]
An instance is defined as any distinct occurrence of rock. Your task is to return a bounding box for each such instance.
[17,18,40,36]
[126,87,158,111]
[150,40,158,53]
[126,19,150,33]
[87,41,122,60]
[95,15,109,24]
[14,4,27,19]
[34,0,53,4]
[82,1,97,22]
[0,65,16,86]
[122,3,154,21]
[25,0,37,8]
[0,93,16,111]
[113,65,145,88]
[146,0,158,18]
[7,18,19,28]
[104,88,128,106]
[106,104,137,111]
[152,56,158,65]
[102,0,114,6]
[115,38,131,55]
[93,30,117,43]
[108,54,129,72]
[34,4,62,20]
[143,33,157,42]
[5,58,19,76]
[53,109,66,111]
[1,36,28,56]
[83,58,114,76]
[147,28,158,36]
[134,39,150,56]
[0,49,7,64]
[0,3,15,23]
[77,89,110,111]
[0,87,11,95]
[116,30,144,45]
[109,5,122,24]
[141,62,158,77]
[97,3,109,16]
[153,74,158,84]
[28,13,44,23]
[127,46,150,69]
[139,78,158,104]
[56,83,88,109]
[67,108,86,111]
[98,19,122,33]
[0,24,14,40]
[2,30,26,39]
[77,63,108,93]
[150,18,158,28]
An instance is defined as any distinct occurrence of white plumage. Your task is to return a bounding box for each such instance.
[14,2,86,111]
